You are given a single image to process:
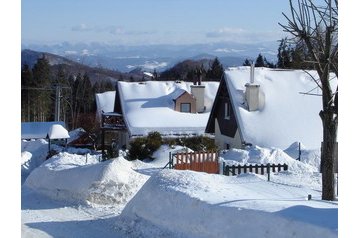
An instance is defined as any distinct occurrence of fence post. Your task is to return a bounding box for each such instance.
[231,165,235,176]
[267,163,271,181]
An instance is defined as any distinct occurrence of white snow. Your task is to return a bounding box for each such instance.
[224,67,338,149]
[47,124,70,139]
[21,121,68,139]
[115,81,219,136]
[95,91,116,120]
[21,136,338,238]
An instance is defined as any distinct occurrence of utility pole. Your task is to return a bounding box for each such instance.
[55,85,61,121]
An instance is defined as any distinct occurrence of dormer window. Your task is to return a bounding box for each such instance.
[224,102,230,120]
[173,90,196,113]
[180,103,191,113]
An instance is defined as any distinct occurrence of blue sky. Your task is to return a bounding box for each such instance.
[22,0,291,45]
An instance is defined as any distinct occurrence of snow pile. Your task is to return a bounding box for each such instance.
[284,142,321,170]
[220,145,318,173]
[67,127,87,143]
[23,153,149,206]
[117,169,337,238]
[21,139,49,184]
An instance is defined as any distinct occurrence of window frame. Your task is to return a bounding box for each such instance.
[180,103,191,113]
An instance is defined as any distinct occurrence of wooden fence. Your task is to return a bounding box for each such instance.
[170,151,219,174]
[223,163,288,176]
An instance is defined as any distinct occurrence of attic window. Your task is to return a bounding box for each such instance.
[180,103,191,113]
[224,102,230,120]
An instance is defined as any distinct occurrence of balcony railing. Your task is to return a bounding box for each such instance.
[101,112,126,130]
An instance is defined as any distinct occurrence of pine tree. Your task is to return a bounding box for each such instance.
[242,59,252,66]
[206,57,224,81]
[255,54,266,67]
[277,38,292,68]
[21,64,33,121]
[32,55,52,121]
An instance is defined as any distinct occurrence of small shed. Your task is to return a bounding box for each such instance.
[47,124,70,152]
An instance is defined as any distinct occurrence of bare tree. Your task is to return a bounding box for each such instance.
[279,0,338,200]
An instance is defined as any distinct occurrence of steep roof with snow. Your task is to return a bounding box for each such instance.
[95,91,116,119]
[116,81,219,136]
[224,67,337,149]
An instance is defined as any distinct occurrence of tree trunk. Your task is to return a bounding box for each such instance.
[320,109,338,200]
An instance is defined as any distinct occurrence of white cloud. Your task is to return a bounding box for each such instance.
[206,27,245,38]
[71,23,92,32]
[206,27,284,43]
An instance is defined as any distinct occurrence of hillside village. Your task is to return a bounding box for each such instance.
[21,60,338,237]
[20,0,341,237]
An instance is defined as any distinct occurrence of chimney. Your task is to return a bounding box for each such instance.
[245,64,264,111]
[191,84,206,113]
[250,63,255,83]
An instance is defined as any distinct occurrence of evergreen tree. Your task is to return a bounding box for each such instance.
[277,38,292,68]
[206,57,224,81]
[21,64,33,121]
[255,54,266,67]
[32,55,52,121]
[242,59,252,66]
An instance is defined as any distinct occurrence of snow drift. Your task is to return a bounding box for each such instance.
[117,169,337,238]
[23,153,149,206]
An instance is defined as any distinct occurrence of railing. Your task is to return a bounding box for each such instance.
[223,163,288,181]
[101,113,126,130]
[168,151,219,174]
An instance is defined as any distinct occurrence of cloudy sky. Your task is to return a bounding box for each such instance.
[21,0,292,46]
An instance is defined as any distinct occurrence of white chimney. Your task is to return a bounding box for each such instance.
[245,65,264,111]
[250,63,255,83]
[191,84,206,113]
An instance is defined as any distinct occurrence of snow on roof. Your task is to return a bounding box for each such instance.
[21,121,67,139]
[47,124,70,139]
[95,91,116,119]
[225,67,337,149]
[117,81,219,136]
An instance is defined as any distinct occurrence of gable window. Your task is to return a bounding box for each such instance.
[180,103,191,113]
[224,102,230,120]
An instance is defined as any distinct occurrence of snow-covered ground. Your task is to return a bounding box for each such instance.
[20,135,339,238]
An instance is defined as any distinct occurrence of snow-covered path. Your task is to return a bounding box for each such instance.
[21,187,126,238]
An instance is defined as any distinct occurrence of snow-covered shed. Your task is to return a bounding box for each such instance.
[205,66,337,150]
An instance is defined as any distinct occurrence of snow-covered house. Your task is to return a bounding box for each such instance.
[205,66,337,151]
[96,81,219,149]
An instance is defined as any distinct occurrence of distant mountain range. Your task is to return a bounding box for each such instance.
[21,41,279,73]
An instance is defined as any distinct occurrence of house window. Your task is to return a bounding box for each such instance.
[225,143,231,150]
[180,103,191,113]
[224,102,230,120]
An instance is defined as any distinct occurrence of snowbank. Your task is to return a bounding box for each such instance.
[220,145,318,173]
[21,139,49,184]
[23,153,149,206]
[117,169,337,238]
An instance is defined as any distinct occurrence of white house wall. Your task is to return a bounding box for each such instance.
[214,119,243,150]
